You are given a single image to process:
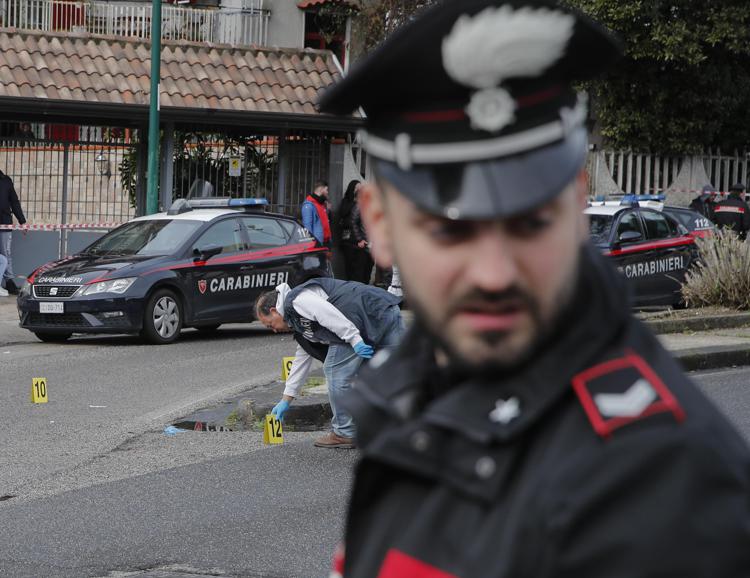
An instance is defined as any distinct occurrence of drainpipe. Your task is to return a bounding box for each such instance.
[146,0,162,215]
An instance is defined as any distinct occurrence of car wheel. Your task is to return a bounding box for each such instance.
[196,324,221,333]
[142,289,182,344]
[34,332,72,343]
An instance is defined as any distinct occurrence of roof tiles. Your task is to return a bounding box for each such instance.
[0,28,350,117]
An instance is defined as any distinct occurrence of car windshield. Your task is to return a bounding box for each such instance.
[83,219,202,256]
[589,214,613,245]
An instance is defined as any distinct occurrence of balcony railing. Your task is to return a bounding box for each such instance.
[0,0,269,46]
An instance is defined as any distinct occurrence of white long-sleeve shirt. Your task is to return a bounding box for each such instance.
[276,283,364,398]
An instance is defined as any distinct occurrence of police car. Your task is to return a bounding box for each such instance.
[586,196,700,307]
[662,206,716,239]
[17,198,331,344]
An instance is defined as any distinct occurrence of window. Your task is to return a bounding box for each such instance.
[641,211,672,240]
[85,219,202,256]
[241,216,289,249]
[616,212,643,240]
[588,215,613,245]
[192,219,245,254]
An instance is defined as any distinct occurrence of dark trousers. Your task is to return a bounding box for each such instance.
[341,243,374,284]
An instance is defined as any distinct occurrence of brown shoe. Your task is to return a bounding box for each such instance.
[314,432,356,449]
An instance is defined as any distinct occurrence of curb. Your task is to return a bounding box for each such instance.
[674,345,750,372]
[644,313,750,335]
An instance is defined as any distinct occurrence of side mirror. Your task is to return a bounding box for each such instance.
[193,244,222,262]
[617,230,643,244]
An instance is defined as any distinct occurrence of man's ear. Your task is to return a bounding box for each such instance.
[358,181,393,268]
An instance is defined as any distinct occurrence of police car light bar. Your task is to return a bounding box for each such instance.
[228,198,269,207]
[186,198,269,209]
[620,194,666,206]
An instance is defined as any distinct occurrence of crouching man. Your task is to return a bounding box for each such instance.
[255,278,404,448]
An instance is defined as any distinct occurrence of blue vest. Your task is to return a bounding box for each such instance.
[283,278,401,345]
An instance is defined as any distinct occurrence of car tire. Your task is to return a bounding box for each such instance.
[196,324,221,333]
[34,332,72,343]
[141,289,182,344]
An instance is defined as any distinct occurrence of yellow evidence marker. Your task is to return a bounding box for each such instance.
[263,414,284,445]
[31,377,48,404]
[281,356,295,381]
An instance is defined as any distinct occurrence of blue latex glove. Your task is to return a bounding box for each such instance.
[271,399,290,421]
[354,342,374,359]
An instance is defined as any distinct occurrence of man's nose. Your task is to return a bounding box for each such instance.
[464,227,519,292]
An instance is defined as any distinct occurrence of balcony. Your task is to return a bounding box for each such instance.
[0,0,270,46]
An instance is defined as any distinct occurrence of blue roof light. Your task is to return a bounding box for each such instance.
[228,198,269,207]
[620,194,665,206]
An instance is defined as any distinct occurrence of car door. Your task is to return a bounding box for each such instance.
[188,217,248,321]
[638,209,694,305]
[608,209,650,301]
[237,215,296,313]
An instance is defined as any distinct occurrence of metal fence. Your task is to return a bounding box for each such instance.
[0,0,269,45]
[172,130,331,218]
[0,133,138,225]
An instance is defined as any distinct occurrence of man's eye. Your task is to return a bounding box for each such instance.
[426,221,474,242]
[507,214,553,236]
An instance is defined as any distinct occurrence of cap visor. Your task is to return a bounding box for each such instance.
[374,128,588,220]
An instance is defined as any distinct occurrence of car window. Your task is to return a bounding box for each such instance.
[192,218,245,254]
[615,211,644,240]
[589,214,613,245]
[84,219,202,256]
[241,216,289,249]
[641,210,672,240]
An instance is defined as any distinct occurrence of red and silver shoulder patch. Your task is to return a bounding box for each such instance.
[571,351,685,439]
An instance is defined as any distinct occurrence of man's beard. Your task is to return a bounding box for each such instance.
[408,264,581,379]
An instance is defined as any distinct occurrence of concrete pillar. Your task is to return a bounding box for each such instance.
[666,156,712,207]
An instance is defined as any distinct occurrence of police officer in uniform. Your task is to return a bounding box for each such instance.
[713,182,750,239]
[318,1,750,576]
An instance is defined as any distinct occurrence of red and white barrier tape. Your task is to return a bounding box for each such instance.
[648,188,735,195]
[0,222,122,230]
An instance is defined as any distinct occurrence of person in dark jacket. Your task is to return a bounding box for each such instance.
[254,278,403,448]
[0,169,26,292]
[688,184,717,220]
[338,179,372,282]
[318,1,750,577]
[713,182,750,239]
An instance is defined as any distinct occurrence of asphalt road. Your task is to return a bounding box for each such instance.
[0,323,305,501]
[1,318,749,577]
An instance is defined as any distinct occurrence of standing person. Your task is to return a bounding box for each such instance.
[337,179,361,280]
[301,180,332,248]
[0,169,26,293]
[349,188,375,284]
[713,182,750,239]
[319,1,750,576]
[255,278,403,449]
[688,184,717,220]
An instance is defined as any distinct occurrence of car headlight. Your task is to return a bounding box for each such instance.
[77,277,137,296]
[19,283,31,297]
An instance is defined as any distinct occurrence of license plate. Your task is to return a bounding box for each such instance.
[40,302,64,314]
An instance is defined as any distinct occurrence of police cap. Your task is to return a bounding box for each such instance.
[729,183,746,193]
[319,0,621,219]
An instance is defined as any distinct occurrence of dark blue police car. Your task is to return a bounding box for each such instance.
[586,196,700,307]
[17,198,331,344]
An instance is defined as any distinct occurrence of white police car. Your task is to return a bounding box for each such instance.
[17,198,331,344]
[586,196,700,307]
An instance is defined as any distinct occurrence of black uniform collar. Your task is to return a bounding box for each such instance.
[354,244,631,446]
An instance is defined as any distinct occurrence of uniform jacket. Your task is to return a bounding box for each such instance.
[340,246,750,578]
[0,172,25,230]
[712,195,750,238]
